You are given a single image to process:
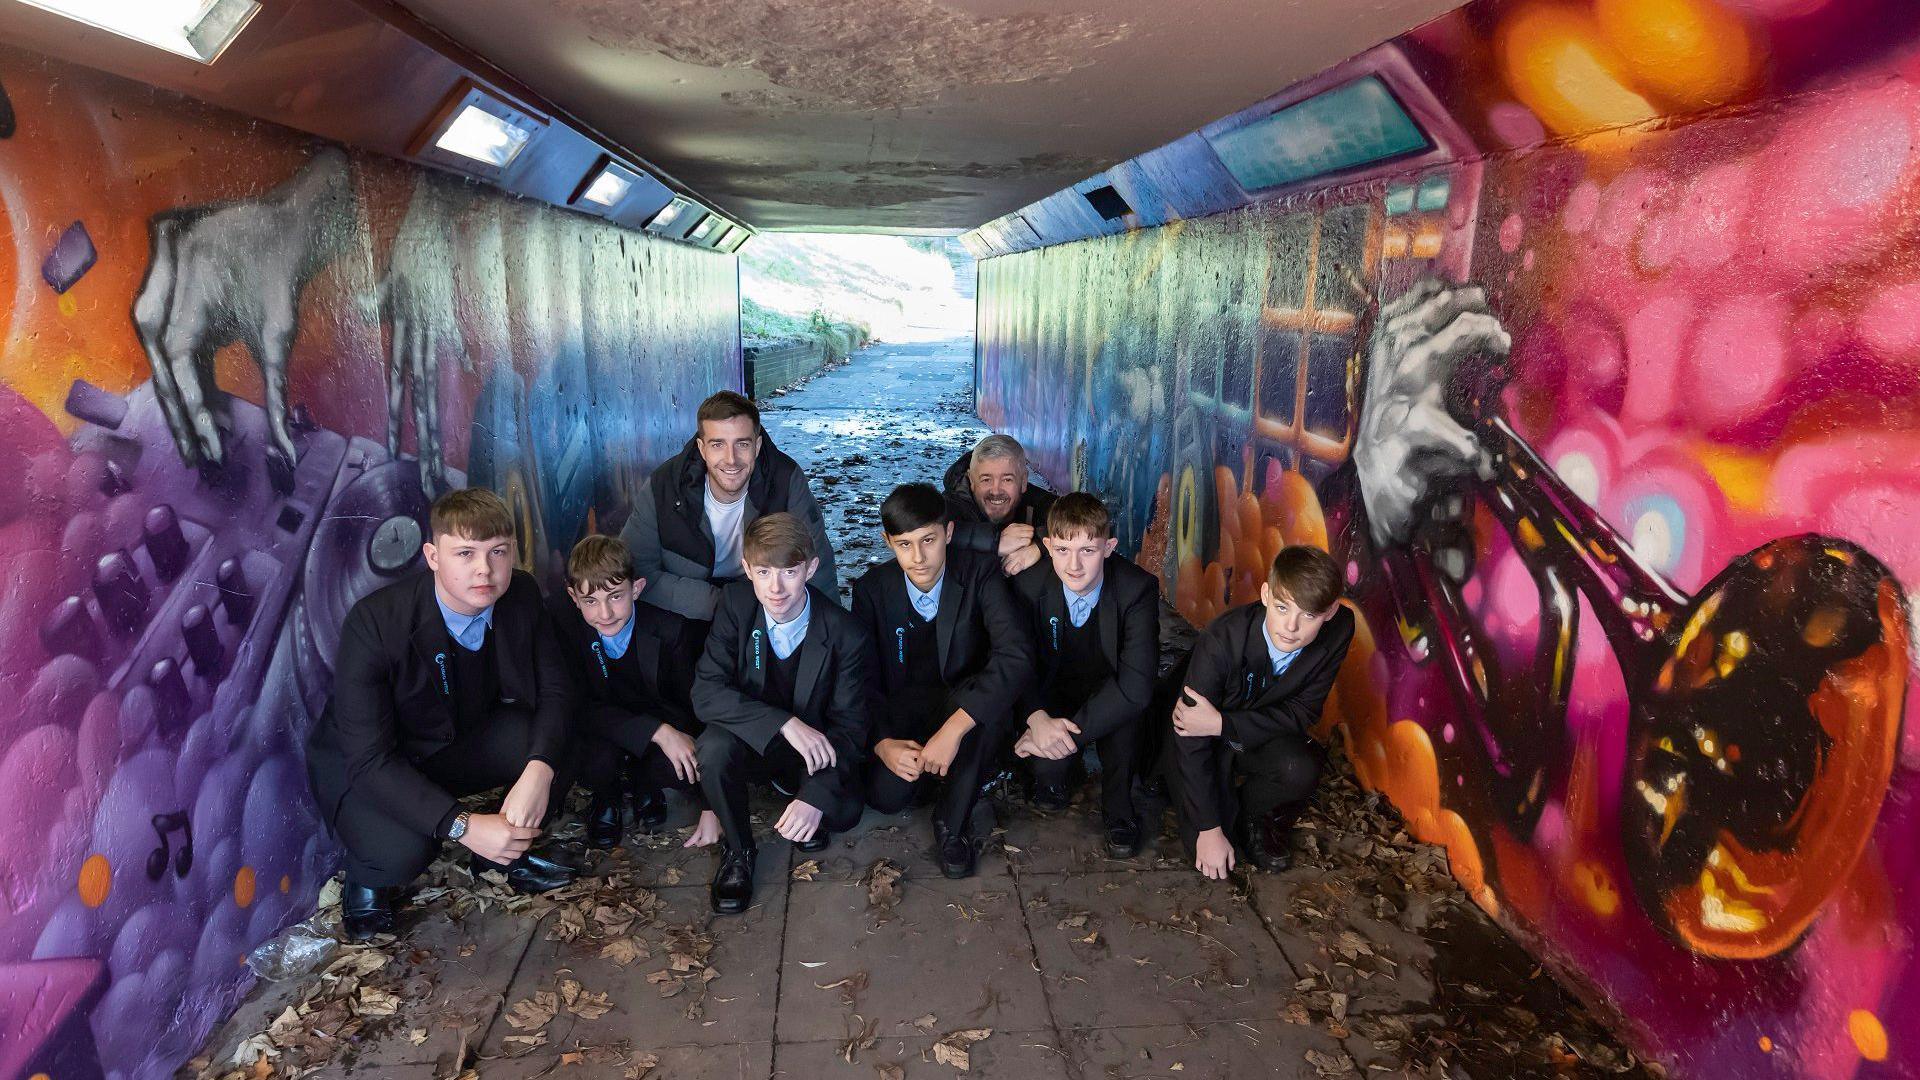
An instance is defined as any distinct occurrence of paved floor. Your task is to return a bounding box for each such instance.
[186,337,1654,1080]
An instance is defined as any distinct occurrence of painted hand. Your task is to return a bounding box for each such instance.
[379,176,471,492]
[1352,277,1511,555]
[131,147,356,478]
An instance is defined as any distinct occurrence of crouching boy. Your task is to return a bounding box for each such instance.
[1172,546,1354,879]
[692,513,872,913]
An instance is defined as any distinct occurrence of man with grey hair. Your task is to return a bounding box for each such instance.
[942,434,1056,577]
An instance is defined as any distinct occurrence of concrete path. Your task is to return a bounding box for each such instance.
[186,337,1653,1080]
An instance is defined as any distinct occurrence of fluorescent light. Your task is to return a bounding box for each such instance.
[646,197,695,235]
[16,0,260,63]
[436,105,533,169]
[687,214,720,242]
[581,170,633,207]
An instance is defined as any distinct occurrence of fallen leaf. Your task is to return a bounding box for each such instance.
[600,938,648,966]
[407,1028,428,1046]
[910,1013,938,1032]
[793,859,821,881]
[875,1065,904,1080]
[506,994,558,1031]
[625,1051,660,1079]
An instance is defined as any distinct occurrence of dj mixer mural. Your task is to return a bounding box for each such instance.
[978,0,1920,1076]
[0,51,739,1080]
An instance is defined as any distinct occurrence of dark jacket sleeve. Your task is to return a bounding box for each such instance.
[1221,611,1355,750]
[789,470,840,602]
[949,516,999,555]
[849,577,893,747]
[1173,622,1236,833]
[691,595,793,753]
[527,596,575,767]
[624,475,721,620]
[332,608,460,838]
[950,567,1034,728]
[800,617,873,810]
[1008,565,1048,724]
[1070,575,1161,742]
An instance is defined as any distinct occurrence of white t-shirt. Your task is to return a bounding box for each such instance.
[705,482,749,576]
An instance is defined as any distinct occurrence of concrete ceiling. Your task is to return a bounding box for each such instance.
[394,0,1466,233]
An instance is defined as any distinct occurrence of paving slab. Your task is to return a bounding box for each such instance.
[477,882,787,1057]
[775,1030,1073,1079]
[797,806,1013,883]
[1020,870,1295,1030]
[1247,869,1439,1019]
[994,795,1187,877]
[776,871,1048,1043]
[478,1041,774,1080]
[1063,1018,1358,1080]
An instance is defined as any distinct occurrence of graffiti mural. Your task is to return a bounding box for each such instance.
[977,0,1920,1076]
[0,49,739,1080]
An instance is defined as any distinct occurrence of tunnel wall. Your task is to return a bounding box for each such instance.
[0,49,739,1080]
[976,1,1920,1076]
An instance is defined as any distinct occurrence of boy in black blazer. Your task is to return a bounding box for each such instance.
[1172,546,1355,878]
[306,488,577,941]
[851,484,1033,878]
[1010,493,1161,858]
[549,535,722,851]
[692,513,872,914]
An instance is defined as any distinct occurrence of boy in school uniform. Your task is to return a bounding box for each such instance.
[306,488,577,941]
[549,534,722,851]
[1171,546,1355,879]
[850,483,1033,878]
[692,513,872,914]
[1010,493,1162,858]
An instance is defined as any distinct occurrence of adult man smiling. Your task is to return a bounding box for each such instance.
[623,391,837,627]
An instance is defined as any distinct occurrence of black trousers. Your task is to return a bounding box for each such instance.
[696,725,862,850]
[331,709,575,888]
[865,696,1003,835]
[1031,720,1142,822]
[1174,732,1324,847]
[577,716,707,811]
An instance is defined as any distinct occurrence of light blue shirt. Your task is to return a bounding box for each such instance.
[1063,580,1102,628]
[598,615,636,661]
[767,594,811,660]
[1265,622,1302,678]
[906,571,944,621]
[436,594,495,652]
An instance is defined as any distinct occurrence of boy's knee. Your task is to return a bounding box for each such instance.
[696,727,746,773]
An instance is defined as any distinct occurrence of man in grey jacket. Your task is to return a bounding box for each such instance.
[622,391,837,629]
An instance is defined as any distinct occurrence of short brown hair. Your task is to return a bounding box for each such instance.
[567,534,632,594]
[743,512,814,568]
[1268,546,1342,612]
[697,390,760,434]
[1048,492,1113,541]
[430,487,514,543]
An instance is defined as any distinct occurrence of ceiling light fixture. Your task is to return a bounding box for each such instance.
[14,0,260,63]
[570,156,642,211]
[411,81,547,177]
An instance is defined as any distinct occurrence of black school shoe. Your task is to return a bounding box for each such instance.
[1103,817,1143,860]
[933,822,977,879]
[1248,811,1296,874]
[711,847,756,914]
[471,852,577,893]
[341,882,397,942]
[1030,782,1071,813]
[796,831,830,853]
[586,793,624,849]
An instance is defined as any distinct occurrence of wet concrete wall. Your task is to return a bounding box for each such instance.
[976,1,1920,1075]
[0,48,739,1080]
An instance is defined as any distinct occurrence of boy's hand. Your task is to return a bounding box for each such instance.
[1172,687,1224,738]
[502,760,554,828]
[1194,826,1236,880]
[460,813,540,865]
[652,724,701,783]
[920,720,969,777]
[876,738,925,782]
[1025,712,1081,759]
[684,809,722,849]
[775,799,824,843]
[782,717,837,773]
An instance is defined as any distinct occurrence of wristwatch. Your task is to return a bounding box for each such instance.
[447,810,471,841]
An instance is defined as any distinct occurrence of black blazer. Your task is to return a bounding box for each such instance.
[1173,601,1355,832]
[692,581,873,771]
[546,592,699,742]
[1010,555,1160,741]
[307,569,573,837]
[849,546,1034,740]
